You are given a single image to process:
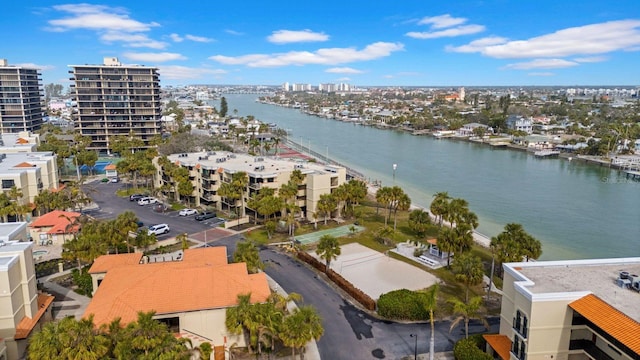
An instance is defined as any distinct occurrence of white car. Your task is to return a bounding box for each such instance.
[137,197,158,205]
[179,208,198,216]
[148,224,170,236]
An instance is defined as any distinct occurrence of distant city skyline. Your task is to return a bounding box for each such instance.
[3,1,640,87]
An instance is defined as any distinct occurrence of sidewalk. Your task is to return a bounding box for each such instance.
[39,269,92,320]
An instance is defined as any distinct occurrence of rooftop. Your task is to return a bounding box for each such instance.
[0,222,27,242]
[0,152,55,174]
[84,247,271,327]
[30,210,82,234]
[509,258,640,322]
[167,151,343,178]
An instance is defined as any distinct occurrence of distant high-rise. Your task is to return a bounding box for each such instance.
[0,59,44,133]
[69,57,161,153]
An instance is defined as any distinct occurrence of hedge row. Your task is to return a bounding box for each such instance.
[297,251,376,311]
[377,289,429,320]
[453,338,492,360]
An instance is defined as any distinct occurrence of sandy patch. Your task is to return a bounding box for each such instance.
[310,243,438,300]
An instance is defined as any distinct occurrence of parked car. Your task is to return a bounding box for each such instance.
[179,208,198,216]
[137,197,158,206]
[129,194,146,202]
[195,211,216,221]
[148,223,170,236]
[110,177,119,183]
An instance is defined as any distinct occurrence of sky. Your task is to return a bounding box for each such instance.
[3,1,640,87]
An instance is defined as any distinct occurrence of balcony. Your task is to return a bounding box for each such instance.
[569,340,614,360]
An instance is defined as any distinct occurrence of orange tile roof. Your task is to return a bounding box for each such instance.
[89,252,143,274]
[104,164,116,170]
[14,162,35,168]
[16,137,29,144]
[427,238,438,245]
[30,210,82,234]
[15,294,54,339]
[483,334,511,360]
[569,294,640,354]
[84,247,271,327]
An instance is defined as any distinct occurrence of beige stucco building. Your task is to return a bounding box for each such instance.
[153,151,346,221]
[0,151,59,206]
[0,222,54,360]
[85,247,271,359]
[485,258,640,360]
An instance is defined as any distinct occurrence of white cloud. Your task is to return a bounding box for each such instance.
[122,52,187,62]
[503,59,578,70]
[444,36,508,53]
[407,14,485,39]
[267,29,329,44]
[406,24,485,39]
[417,14,468,29]
[210,42,403,67]
[574,56,608,63]
[102,31,167,49]
[336,77,351,81]
[48,4,159,32]
[169,33,183,42]
[14,63,55,71]
[47,4,165,50]
[325,67,363,74]
[448,20,640,59]
[158,65,227,80]
[185,34,214,43]
[225,29,244,36]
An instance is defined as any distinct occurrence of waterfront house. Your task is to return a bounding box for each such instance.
[506,115,533,134]
[457,123,489,137]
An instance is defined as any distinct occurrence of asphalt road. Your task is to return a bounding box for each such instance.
[83,180,499,359]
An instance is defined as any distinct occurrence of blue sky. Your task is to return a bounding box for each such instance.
[3,1,640,87]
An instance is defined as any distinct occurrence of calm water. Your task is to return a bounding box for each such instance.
[221,94,640,260]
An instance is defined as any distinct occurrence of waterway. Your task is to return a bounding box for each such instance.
[220,94,640,260]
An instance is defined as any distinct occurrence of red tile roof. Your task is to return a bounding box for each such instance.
[569,294,640,354]
[89,253,143,274]
[104,164,116,170]
[84,247,271,327]
[483,334,511,360]
[15,294,54,339]
[30,210,81,234]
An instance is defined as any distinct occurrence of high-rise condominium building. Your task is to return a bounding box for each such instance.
[69,57,161,153]
[0,59,44,134]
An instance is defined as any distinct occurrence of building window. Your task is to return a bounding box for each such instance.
[512,336,526,360]
[513,309,528,338]
[1,179,15,189]
[157,316,180,333]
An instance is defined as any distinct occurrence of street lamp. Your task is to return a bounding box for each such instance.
[410,333,417,360]
[393,163,397,184]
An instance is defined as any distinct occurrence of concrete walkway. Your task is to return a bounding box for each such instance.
[39,269,92,320]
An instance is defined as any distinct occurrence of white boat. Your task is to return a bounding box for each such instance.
[534,150,560,157]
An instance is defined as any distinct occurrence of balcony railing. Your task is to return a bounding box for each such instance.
[569,340,614,360]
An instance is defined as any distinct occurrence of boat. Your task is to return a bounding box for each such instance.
[534,150,560,158]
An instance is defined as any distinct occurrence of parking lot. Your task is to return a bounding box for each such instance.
[82,181,229,241]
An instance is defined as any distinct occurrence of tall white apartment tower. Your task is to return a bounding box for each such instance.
[459,87,466,102]
[0,59,44,134]
[69,57,161,153]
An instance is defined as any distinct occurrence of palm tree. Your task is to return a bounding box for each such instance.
[490,223,541,277]
[448,296,489,339]
[429,192,450,227]
[28,315,110,360]
[316,194,336,225]
[423,284,439,360]
[280,306,324,360]
[316,235,341,272]
[408,209,431,237]
[437,227,456,267]
[392,192,411,231]
[375,187,392,226]
[451,253,484,302]
[233,240,264,273]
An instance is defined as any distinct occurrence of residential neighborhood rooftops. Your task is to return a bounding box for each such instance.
[508,258,640,322]
[84,247,271,327]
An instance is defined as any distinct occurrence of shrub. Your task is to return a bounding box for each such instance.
[71,266,93,297]
[453,338,492,360]
[377,289,428,320]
